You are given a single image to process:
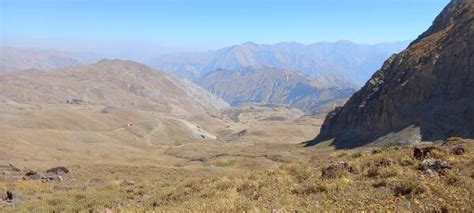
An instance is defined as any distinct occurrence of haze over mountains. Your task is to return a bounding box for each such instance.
[154,40,409,87]
[1,40,408,113]
[0,46,99,73]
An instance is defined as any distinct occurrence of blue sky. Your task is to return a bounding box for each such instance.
[1,0,449,52]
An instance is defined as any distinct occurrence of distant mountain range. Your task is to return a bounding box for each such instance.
[199,66,354,113]
[153,40,409,87]
[0,46,99,73]
[0,41,409,114]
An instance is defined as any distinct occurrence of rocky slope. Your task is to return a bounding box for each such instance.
[0,59,229,116]
[154,41,408,87]
[311,0,474,148]
[199,66,355,113]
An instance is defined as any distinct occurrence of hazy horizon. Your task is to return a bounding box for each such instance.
[2,0,449,56]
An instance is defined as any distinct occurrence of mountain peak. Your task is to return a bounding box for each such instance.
[310,0,474,148]
[410,0,473,46]
[240,41,258,47]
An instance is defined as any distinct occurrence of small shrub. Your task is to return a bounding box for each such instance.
[372,180,387,188]
[379,168,398,178]
[336,152,348,158]
[431,149,448,160]
[351,152,362,158]
[444,172,461,186]
[393,177,425,196]
[371,149,382,155]
[237,181,259,200]
[213,159,237,167]
[294,182,327,195]
[215,177,235,190]
[373,157,394,167]
[447,137,463,142]
[366,167,379,178]
[452,145,465,155]
[321,161,350,179]
[284,163,313,182]
[348,164,360,174]
[398,157,415,166]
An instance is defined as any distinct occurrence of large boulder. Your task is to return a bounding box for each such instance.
[6,190,23,204]
[413,147,436,159]
[46,166,69,175]
[420,158,451,174]
[23,170,41,180]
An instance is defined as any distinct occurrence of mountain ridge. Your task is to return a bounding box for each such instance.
[0,46,100,72]
[198,66,355,113]
[310,0,474,148]
[0,59,230,117]
[153,40,409,87]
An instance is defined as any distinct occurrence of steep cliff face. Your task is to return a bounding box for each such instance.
[311,0,474,148]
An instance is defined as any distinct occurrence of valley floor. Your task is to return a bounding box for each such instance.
[0,103,473,212]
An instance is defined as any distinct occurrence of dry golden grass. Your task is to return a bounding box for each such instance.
[0,103,472,212]
[1,139,472,212]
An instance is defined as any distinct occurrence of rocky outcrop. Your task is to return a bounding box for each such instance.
[420,158,452,174]
[309,0,474,148]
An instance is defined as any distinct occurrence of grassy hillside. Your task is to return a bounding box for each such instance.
[2,138,472,212]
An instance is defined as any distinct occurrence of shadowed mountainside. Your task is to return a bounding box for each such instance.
[308,0,474,148]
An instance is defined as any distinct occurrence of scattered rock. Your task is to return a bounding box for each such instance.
[321,161,352,178]
[0,200,13,208]
[413,147,436,159]
[272,209,285,213]
[6,191,22,204]
[46,166,69,175]
[420,158,451,174]
[121,180,135,187]
[348,166,359,174]
[42,174,64,183]
[98,207,113,213]
[23,170,41,180]
[8,164,21,172]
[66,99,85,105]
[236,129,247,137]
[452,145,465,155]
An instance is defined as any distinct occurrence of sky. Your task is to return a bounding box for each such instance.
[1,0,450,54]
